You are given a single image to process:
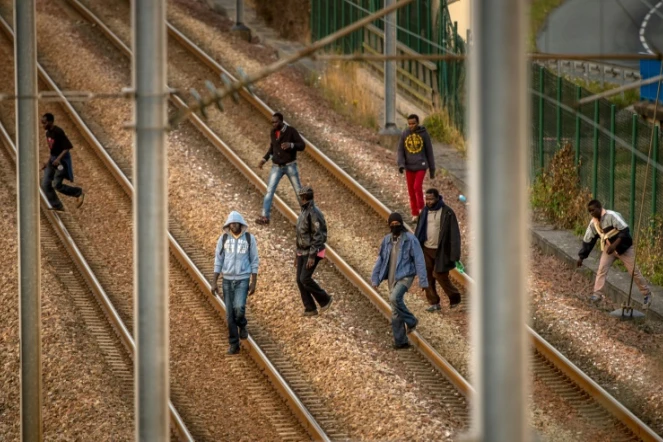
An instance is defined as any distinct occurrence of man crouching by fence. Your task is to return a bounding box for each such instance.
[211,211,259,354]
[577,199,652,307]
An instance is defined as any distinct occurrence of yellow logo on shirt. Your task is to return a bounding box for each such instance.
[405,133,423,154]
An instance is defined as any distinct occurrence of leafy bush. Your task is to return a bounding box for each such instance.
[635,216,663,287]
[530,143,592,233]
[422,110,466,153]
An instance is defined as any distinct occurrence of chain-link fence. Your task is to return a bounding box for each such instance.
[310,0,466,134]
[532,65,663,225]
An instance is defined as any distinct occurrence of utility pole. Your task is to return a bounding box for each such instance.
[467,0,531,439]
[231,0,252,41]
[132,0,169,440]
[15,0,42,439]
[379,0,401,147]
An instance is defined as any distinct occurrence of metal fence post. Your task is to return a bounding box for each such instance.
[538,66,544,170]
[592,100,599,198]
[380,0,400,137]
[609,104,616,208]
[468,0,530,439]
[630,114,638,227]
[452,21,458,121]
[15,0,42,439]
[132,0,169,439]
[575,85,581,165]
[231,0,249,32]
[556,76,562,147]
[653,126,659,216]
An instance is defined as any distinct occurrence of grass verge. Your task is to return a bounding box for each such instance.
[423,110,466,153]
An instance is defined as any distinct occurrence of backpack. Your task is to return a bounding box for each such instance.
[220,232,254,262]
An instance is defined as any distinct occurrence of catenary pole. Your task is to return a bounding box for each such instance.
[132,0,169,440]
[15,0,42,439]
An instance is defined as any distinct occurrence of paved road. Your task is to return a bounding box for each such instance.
[536,0,662,69]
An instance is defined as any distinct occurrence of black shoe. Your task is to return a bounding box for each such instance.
[405,319,418,335]
[48,205,65,212]
[450,299,462,309]
[320,296,334,313]
[239,326,248,340]
[393,342,411,350]
[426,304,441,312]
[227,345,240,355]
[76,191,85,208]
[302,310,318,317]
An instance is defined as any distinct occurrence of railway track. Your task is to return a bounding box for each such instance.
[0,22,323,442]
[3,0,660,439]
[0,120,191,441]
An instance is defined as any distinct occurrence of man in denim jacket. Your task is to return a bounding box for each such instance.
[211,211,259,354]
[371,212,428,349]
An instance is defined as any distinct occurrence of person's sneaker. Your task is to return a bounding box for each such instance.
[227,345,240,355]
[644,294,652,309]
[302,310,318,317]
[589,293,603,303]
[450,301,462,310]
[76,191,85,208]
[320,296,334,313]
[426,304,441,312]
[405,319,418,335]
[255,216,270,225]
[239,326,248,340]
[393,342,411,350]
[48,205,65,212]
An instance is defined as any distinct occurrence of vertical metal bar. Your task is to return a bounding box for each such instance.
[630,114,638,228]
[231,0,250,33]
[452,21,458,121]
[381,0,398,133]
[556,75,562,147]
[575,85,581,165]
[538,66,544,170]
[132,0,169,440]
[416,0,422,53]
[316,0,324,40]
[592,100,599,198]
[609,104,616,208]
[405,1,410,48]
[332,0,337,49]
[468,0,530,439]
[652,126,659,216]
[15,0,42,439]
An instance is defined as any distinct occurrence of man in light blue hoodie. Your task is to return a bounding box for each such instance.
[211,211,259,355]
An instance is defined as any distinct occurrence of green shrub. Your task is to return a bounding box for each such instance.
[422,110,466,153]
[530,143,592,233]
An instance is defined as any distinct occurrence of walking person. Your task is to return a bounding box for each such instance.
[40,113,85,211]
[371,212,428,349]
[256,112,305,225]
[295,186,333,316]
[397,114,435,223]
[414,189,462,312]
[211,211,259,354]
[577,199,652,306]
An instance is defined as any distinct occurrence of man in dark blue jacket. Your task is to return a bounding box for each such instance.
[371,212,428,349]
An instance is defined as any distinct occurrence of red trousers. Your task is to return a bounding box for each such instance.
[405,169,426,216]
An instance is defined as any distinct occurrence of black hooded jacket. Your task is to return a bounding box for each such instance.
[397,125,435,173]
[262,123,306,165]
[414,201,461,273]
[296,200,327,255]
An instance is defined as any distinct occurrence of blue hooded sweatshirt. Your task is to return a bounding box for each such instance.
[213,211,259,280]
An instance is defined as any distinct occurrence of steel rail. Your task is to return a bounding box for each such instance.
[0,13,329,442]
[40,2,663,439]
[64,0,473,397]
[0,120,194,442]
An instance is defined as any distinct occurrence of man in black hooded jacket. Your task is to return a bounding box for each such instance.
[397,114,435,223]
[414,188,462,311]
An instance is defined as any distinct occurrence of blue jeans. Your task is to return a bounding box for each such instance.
[41,162,82,209]
[222,278,249,346]
[262,162,301,218]
[389,277,417,346]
